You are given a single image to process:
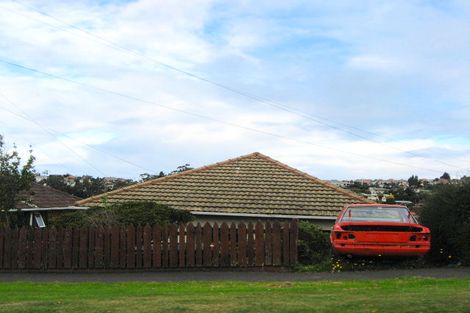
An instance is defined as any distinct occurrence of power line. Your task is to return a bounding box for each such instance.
[0,92,154,174]
[0,93,107,176]
[5,0,463,171]
[0,58,451,175]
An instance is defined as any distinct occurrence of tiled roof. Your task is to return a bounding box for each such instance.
[17,183,81,209]
[77,152,373,217]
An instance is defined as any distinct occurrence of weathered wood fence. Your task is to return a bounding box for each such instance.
[0,221,298,271]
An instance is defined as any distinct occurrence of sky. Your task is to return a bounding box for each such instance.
[1,0,470,180]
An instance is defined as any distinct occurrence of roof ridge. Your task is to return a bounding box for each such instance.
[77,152,262,205]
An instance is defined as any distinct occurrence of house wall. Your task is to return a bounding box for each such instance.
[191,214,335,230]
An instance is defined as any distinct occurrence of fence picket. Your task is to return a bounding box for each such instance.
[63,227,72,269]
[195,224,203,267]
[126,225,135,269]
[282,222,290,266]
[247,223,255,266]
[220,223,229,267]
[212,223,219,267]
[255,222,265,267]
[17,227,28,269]
[152,224,162,268]
[135,225,143,269]
[230,223,237,267]
[186,223,195,267]
[143,224,152,268]
[169,224,178,267]
[95,226,104,269]
[264,222,272,266]
[238,223,247,267]
[71,227,79,269]
[203,223,212,267]
[272,222,281,266]
[47,227,57,269]
[178,224,186,268]
[110,225,120,268]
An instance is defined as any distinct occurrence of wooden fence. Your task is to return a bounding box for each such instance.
[0,221,298,271]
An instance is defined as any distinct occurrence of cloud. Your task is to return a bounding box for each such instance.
[1,0,469,180]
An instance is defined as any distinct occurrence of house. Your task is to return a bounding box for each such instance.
[77,152,374,229]
[13,183,87,227]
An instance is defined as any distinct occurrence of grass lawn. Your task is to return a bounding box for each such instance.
[1,277,470,313]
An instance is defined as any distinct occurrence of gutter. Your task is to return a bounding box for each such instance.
[9,206,89,212]
[189,211,337,220]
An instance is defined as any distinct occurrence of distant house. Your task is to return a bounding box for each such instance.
[77,152,373,229]
[14,183,87,227]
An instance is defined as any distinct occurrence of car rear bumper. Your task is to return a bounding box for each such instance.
[332,243,430,256]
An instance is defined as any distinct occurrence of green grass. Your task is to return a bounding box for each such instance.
[1,278,470,313]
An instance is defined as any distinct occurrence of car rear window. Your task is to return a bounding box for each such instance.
[341,206,414,223]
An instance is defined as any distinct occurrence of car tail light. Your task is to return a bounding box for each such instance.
[333,232,355,240]
[410,234,430,241]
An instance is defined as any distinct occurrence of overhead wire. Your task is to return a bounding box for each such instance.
[0,58,450,175]
[4,0,464,171]
[0,92,151,172]
[0,93,107,176]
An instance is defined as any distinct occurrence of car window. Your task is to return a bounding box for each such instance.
[341,207,411,223]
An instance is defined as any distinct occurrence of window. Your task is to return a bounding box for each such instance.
[341,206,413,223]
[34,212,46,228]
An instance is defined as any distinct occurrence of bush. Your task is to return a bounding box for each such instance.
[297,221,331,264]
[51,202,194,227]
[419,181,470,265]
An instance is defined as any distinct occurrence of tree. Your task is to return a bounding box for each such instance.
[50,201,194,227]
[440,172,451,181]
[139,164,193,182]
[0,135,35,226]
[408,175,420,189]
[419,181,470,265]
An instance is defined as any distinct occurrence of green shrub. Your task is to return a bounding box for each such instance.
[51,202,194,227]
[297,221,331,264]
[419,181,470,265]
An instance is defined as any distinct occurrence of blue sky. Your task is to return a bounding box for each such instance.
[1,0,470,180]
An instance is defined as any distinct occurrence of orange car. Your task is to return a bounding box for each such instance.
[330,204,431,256]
